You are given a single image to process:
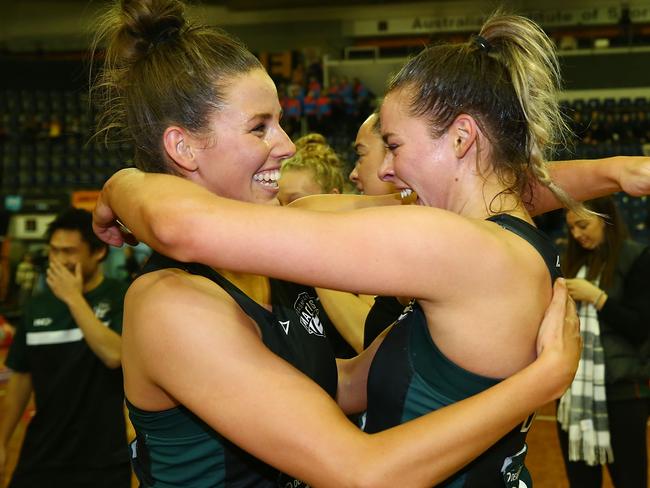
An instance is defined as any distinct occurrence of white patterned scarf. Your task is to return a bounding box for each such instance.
[557,266,614,465]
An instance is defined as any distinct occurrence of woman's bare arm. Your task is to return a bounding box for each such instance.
[531,156,650,215]
[93,169,507,301]
[127,272,578,488]
[316,288,370,354]
[287,192,406,211]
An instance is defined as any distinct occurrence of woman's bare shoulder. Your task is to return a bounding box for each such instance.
[124,268,253,336]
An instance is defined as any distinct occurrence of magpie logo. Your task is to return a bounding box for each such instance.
[94,301,111,320]
[293,292,325,337]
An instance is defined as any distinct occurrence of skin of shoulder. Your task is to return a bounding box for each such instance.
[121,268,260,411]
[118,267,374,486]
[420,216,553,378]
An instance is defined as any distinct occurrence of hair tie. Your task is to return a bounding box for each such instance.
[473,34,492,53]
[145,25,181,54]
[154,26,180,45]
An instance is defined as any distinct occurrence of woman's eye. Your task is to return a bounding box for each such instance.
[252,124,266,134]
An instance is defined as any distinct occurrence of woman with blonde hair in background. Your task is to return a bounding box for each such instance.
[278,133,349,206]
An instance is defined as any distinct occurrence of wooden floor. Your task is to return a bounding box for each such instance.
[1,345,647,487]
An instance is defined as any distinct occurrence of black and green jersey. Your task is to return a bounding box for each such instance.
[6,277,130,486]
[365,214,562,488]
[128,253,338,488]
[363,295,405,349]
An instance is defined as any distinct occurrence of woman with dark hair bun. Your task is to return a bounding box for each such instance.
[559,197,649,488]
[90,2,583,486]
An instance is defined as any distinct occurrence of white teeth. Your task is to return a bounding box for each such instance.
[400,188,413,199]
[253,169,280,185]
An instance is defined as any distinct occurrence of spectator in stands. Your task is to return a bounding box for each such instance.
[327,75,343,119]
[559,196,649,488]
[307,75,321,97]
[353,77,375,125]
[0,208,130,488]
[0,316,15,348]
[302,89,318,131]
[339,76,356,131]
[280,84,302,139]
[14,253,36,306]
[315,91,332,134]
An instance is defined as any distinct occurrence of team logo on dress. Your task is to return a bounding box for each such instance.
[93,301,111,321]
[278,320,290,335]
[293,292,325,337]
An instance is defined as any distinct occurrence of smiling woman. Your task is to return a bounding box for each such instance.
[177,70,293,202]
[88,1,584,487]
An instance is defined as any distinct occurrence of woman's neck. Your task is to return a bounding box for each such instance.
[448,168,532,224]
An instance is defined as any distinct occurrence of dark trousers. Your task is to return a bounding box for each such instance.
[556,398,649,488]
[8,462,132,488]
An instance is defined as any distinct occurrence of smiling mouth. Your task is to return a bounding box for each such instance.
[400,188,419,204]
[253,169,280,189]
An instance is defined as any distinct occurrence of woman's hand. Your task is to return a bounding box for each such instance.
[92,169,141,247]
[536,278,581,398]
[618,156,650,197]
[565,277,601,304]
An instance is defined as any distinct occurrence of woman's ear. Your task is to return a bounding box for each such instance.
[163,126,198,173]
[450,114,479,159]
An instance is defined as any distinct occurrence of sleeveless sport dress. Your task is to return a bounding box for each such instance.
[365,214,562,488]
[127,253,338,487]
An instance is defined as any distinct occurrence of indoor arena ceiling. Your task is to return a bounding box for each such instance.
[191,0,442,9]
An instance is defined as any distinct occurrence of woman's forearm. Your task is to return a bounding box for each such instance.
[361,348,576,487]
[97,169,217,260]
[531,156,650,215]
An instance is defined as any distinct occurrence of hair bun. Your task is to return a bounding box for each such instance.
[122,0,186,57]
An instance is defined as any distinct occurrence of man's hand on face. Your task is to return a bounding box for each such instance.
[47,258,83,304]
